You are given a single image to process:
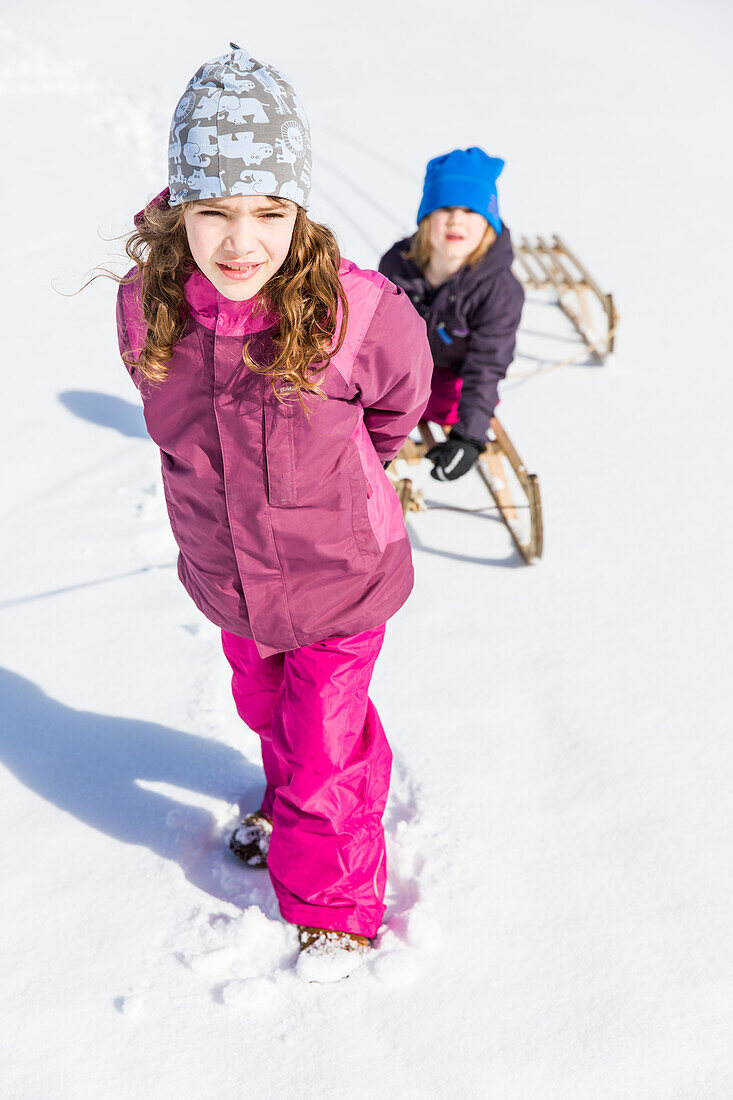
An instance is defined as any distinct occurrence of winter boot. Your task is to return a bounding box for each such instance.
[229,811,273,868]
[295,925,373,983]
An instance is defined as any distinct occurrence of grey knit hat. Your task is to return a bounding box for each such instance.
[168,43,312,207]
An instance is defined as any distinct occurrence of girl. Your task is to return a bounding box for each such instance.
[379,147,525,481]
[114,45,432,983]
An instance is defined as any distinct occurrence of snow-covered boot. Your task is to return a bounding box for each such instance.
[295,925,372,983]
[228,811,273,868]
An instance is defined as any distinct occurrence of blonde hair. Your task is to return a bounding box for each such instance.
[403,212,497,272]
[113,194,349,401]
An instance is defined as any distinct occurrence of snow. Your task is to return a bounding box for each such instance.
[295,930,372,984]
[1,1,732,1096]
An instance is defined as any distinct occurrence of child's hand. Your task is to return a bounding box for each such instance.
[426,430,483,481]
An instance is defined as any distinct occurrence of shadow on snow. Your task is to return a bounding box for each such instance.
[0,666,270,910]
[58,390,148,440]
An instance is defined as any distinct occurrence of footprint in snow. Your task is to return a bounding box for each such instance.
[165,749,441,1000]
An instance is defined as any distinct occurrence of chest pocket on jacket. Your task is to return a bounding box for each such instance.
[263,395,297,506]
[432,316,469,367]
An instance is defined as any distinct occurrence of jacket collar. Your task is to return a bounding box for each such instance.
[184,268,279,336]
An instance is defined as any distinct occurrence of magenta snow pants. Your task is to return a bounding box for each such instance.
[423,367,463,426]
[221,624,391,939]
[423,367,501,429]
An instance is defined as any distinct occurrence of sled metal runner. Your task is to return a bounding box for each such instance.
[392,418,543,565]
[513,234,618,363]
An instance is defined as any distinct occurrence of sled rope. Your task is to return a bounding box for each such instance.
[424,502,531,514]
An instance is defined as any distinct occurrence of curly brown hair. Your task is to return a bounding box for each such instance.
[404,213,496,272]
[115,193,349,401]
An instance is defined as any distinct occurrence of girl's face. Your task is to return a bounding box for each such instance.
[427,207,489,265]
[183,195,298,301]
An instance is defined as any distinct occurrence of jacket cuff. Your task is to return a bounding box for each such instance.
[451,425,487,450]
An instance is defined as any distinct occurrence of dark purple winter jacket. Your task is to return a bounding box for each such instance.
[378,226,525,440]
[117,259,432,657]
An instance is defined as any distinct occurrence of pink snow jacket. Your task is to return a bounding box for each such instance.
[116,245,432,658]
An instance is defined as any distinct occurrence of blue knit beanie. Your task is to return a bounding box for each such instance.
[417,147,504,233]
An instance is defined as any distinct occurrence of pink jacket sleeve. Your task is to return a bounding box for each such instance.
[353,282,433,462]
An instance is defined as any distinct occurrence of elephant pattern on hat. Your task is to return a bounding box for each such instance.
[278,180,306,205]
[219,131,274,165]
[219,95,271,126]
[168,46,312,208]
[183,167,224,199]
[182,124,218,167]
[191,94,220,122]
[231,170,279,195]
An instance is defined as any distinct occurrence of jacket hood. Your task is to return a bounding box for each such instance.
[134,187,171,227]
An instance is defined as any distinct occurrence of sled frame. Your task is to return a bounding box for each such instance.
[393,418,543,565]
[513,234,618,363]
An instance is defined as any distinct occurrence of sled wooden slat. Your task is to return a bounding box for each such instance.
[552,235,608,309]
[418,421,438,452]
[397,476,415,514]
[485,447,519,526]
[398,436,424,465]
[514,233,618,360]
[487,417,542,562]
[519,237,596,359]
[553,234,617,354]
[393,419,543,565]
[489,418,530,489]
[513,249,540,287]
[536,236,577,288]
[520,235,564,292]
[530,474,543,559]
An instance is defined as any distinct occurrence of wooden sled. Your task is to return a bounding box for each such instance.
[391,418,543,565]
[513,234,618,363]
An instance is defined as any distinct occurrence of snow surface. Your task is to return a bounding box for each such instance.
[1,2,732,1096]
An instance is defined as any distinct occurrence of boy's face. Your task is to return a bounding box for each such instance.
[428,207,489,264]
[183,195,298,301]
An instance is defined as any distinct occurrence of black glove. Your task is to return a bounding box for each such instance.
[426,429,484,481]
